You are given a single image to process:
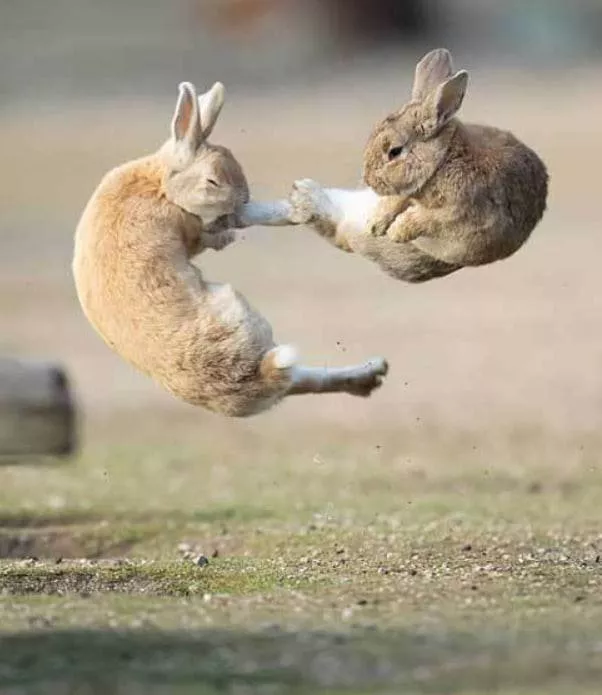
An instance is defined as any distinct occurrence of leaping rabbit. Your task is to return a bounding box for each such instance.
[73,81,388,417]
[263,48,548,283]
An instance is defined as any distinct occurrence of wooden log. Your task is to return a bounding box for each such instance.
[0,358,76,459]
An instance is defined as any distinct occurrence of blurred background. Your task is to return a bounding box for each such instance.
[2,0,602,450]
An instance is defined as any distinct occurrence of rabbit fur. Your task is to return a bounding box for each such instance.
[363,48,548,267]
[250,49,547,283]
[73,81,387,417]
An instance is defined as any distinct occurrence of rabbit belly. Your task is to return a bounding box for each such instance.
[350,234,459,283]
[332,187,380,234]
[413,218,533,267]
[412,233,480,266]
[204,282,274,347]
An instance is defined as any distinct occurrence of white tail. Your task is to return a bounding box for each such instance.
[271,344,298,369]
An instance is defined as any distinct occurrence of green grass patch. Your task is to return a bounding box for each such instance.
[1,427,602,692]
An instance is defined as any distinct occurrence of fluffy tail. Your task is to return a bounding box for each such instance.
[260,344,297,386]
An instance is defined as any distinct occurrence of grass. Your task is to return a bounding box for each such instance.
[1,422,602,693]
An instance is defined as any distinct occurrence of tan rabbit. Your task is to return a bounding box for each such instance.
[363,48,549,267]
[73,81,388,418]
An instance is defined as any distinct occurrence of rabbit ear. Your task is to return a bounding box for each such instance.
[198,82,225,139]
[170,82,203,162]
[424,70,468,134]
[412,48,454,101]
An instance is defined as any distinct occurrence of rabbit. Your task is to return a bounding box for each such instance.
[249,48,547,283]
[363,48,549,267]
[73,80,388,418]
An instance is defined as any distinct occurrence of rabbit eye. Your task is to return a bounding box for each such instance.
[388,145,406,161]
[207,178,219,187]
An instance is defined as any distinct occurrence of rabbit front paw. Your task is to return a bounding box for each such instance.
[289,179,329,224]
[386,205,424,243]
[370,216,395,237]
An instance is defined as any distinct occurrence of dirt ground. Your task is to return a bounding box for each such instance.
[2,59,602,693]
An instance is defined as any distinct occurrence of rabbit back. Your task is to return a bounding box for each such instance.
[414,122,549,266]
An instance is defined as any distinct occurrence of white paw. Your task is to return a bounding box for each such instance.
[348,357,389,397]
[367,357,389,376]
[289,178,328,224]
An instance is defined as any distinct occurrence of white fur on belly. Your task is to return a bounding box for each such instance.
[325,187,380,233]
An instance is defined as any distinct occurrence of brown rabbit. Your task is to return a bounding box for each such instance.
[363,48,549,267]
[264,49,547,282]
[73,81,388,417]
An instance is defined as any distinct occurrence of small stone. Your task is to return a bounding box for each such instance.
[211,549,219,559]
[195,555,209,568]
[461,544,473,552]
[356,599,368,606]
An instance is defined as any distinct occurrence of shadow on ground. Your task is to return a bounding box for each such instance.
[1,626,601,695]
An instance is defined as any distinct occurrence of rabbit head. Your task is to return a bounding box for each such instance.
[363,49,468,197]
[161,81,249,226]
